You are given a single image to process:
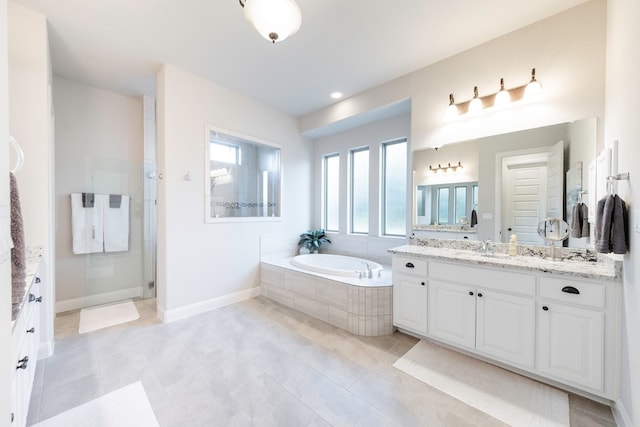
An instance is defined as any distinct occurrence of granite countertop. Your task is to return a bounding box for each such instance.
[388,245,622,282]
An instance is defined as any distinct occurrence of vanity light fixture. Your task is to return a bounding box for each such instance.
[445,68,542,119]
[239,0,302,44]
[429,161,463,173]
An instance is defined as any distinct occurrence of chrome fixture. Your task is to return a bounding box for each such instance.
[239,0,302,44]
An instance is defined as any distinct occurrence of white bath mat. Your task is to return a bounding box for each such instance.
[33,381,159,427]
[393,340,570,427]
[78,300,139,334]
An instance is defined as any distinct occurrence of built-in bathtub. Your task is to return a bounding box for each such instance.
[260,255,393,336]
[291,253,384,278]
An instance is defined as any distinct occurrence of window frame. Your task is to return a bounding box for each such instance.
[323,153,340,232]
[349,146,370,235]
[381,138,408,237]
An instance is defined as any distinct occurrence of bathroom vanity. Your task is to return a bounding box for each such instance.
[11,260,45,427]
[389,243,622,401]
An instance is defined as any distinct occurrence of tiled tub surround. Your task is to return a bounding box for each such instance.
[261,258,393,336]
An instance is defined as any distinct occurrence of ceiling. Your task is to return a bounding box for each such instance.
[12,0,588,117]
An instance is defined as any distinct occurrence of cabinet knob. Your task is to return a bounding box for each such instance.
[421,282,425,286]
[542,306,549,311]
[28,293,35,302]
[477,293,483,298]
[405,262,415,268]
[35,276,41,284]
[35,296,43,303]
[468,291,474,296]
[26,327,35,333]
[16,356,29,370]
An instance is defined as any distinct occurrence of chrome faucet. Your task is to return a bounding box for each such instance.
[362,261,372,279]
[476,239,494,255]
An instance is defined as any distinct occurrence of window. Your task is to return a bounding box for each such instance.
[324,153,340,232]
[382,139,407,236]
[350,147,369,234]
[430,182,477,225]
[206,127,281,221]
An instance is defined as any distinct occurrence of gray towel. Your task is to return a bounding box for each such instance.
[109,194,122,208]
[82,192,95,208]
[470,209,478,227]
[595,194,629,254]
[581,203,590,238]
[594,196,611,253]
[570,204,582,238]
[611,195,628,254]
[10,172,26,319]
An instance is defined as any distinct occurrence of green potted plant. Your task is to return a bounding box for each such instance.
[298,228,331,254]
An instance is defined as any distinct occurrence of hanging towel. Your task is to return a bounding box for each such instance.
[611,195,628,254]
[570,204,582,238]
[470,209,478,227]
[595,194,629,254]
[580,203,590,238]
[82,192,95,208]
[71,193,105,254]
[10,173,26,318]
[109,194,122,208]
[104,195,130,253]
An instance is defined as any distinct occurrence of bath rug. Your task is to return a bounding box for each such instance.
[78,300,140,334]
[393,340,570,426]
[33,381,158,427]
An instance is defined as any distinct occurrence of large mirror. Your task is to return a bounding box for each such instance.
[205,126,281,222]
[413,118,597,248]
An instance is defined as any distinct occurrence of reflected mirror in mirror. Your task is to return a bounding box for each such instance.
[205,126,281,221]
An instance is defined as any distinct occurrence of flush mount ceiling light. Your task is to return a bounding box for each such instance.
[445,68,543,120]
[239,0,302,44]
[330,92,344,99]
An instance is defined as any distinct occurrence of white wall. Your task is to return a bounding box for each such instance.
[302,0,606,153]
[312,113,411,265]
[1,0,11,421]
[605,0,640,424]
[53,77,143,310]
[157,64,312,320]
[8,2,54,357]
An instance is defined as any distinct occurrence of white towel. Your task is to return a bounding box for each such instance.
[104,195,130,253]
[71,193,104,254]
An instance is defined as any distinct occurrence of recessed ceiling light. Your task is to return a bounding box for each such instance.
[330,92,343,99]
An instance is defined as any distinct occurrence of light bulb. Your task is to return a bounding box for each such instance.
[524,68,542,98]
[468,86,483,113]
[445,93,458,120]
[494,78,511,106]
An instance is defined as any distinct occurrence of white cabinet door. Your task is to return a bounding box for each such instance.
[428,279,475,349]
[538,302,604,391]
[476,290,535,368]
[393,273,428,335]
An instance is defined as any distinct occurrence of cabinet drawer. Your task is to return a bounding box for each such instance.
[392,256,428,276]
[429,261,535,296]
[539,277,605,309]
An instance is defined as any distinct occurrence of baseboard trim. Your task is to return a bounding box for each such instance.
[56,287,142,313]
[613,398,632,427]
[158,287,262,323]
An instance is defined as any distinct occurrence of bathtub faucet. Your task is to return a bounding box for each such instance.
[362,261,372,279]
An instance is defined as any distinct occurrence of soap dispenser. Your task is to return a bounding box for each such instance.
[509,234,518,256]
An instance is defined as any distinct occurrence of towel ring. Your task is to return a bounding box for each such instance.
[9,136,24,174]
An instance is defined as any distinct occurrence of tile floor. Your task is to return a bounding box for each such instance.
[27,297,616,426]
